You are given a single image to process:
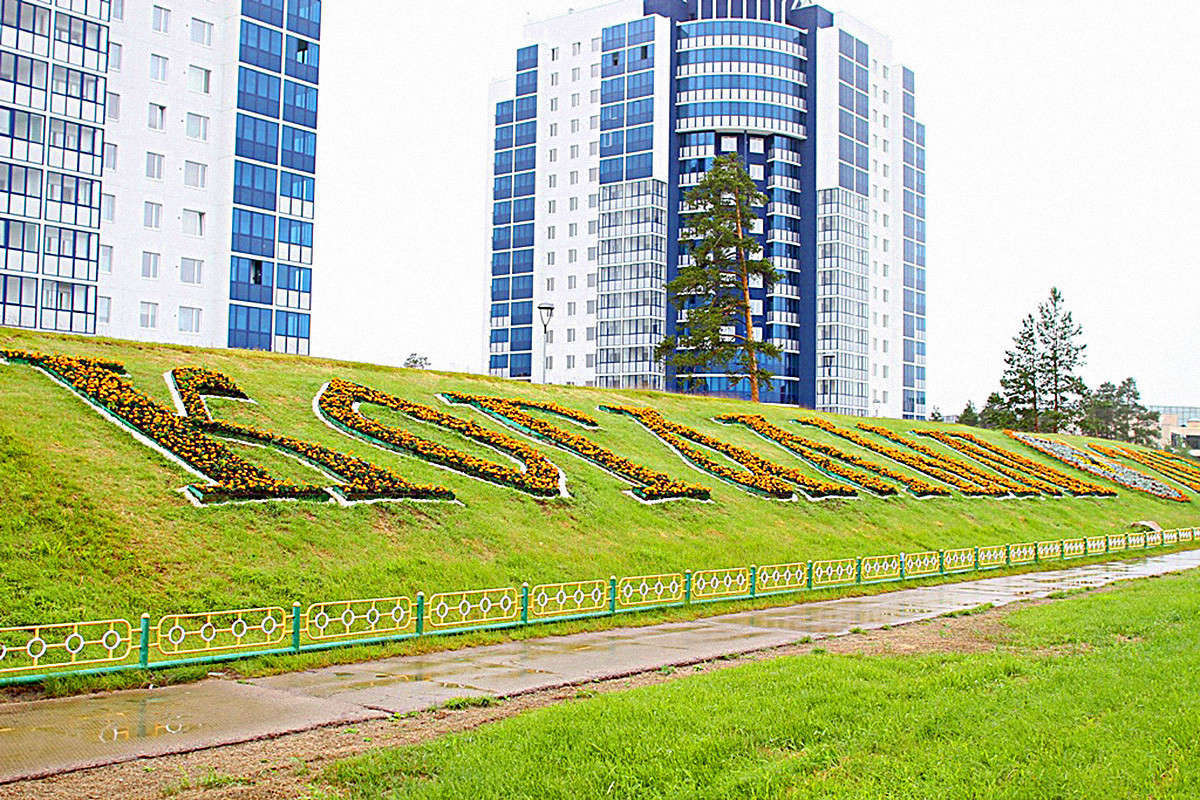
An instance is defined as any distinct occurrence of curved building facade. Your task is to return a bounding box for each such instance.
[486,0,927,418]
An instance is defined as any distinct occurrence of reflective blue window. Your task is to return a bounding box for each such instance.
[239,21,282,71]
[235,114,279,164]
[838,57,854,84]
[276,310,310,339]
[493,200,512,225]
[515,96,536,121]
[677,48,802,70]
[625,152,651,179]
[599,157,622,183]
[855,39,868,66]
[602,49,624,77]
[278,217,312,247]
[516,70,537,96]
[510,274,533,300]
[903,92,915,117]
[854,90,867,117]
[626,98,652,125]
[491,302,509,319]
[489,354,509,370]
[493,175,513,200]
[602,23,625,52]
[854,117,868,143]
[627,17,653,46]
[283,81,318,128]
[242,0,284,28]
[854,65,868,91]
[516,45,538,71]
[601,76,625,104]
[495,100,514,125]
[626,43,653,71]
[492,252,510,275]
[228,303,273,350]
[838,109,853,136]
[492,226,511,251]
[626,70,653,99]
[280,171,313,204]
[495,125,514,151]
[838,162,854,191]
[854,169,868,196]
[510,326,532,349]
[490,329,508,344]
[284,36,319,83]
[679,19,803,46]
[676,102,797,124]
[233,161,277,211]
[280,126,316,173]
[509,353,531,378]
[838,136,854,163]
[494,150,513,176]
[600,104,625,131]
[838,30,854,57]
[600,130,623,157]
[512,171,535,197]
[903,67,915,92]
[277,263,311,292]
[286,0,320,39]
[513,146,535,172]
[512,197,534,222]
[625,124,652,153]
[514,121,536,146]
[512,223,534,248]
[491,278,510,301]
[237,67,280,117]
[232,209,276,257]
[229,257,273,304]
[511,249,534,273]
[511,301,532,325]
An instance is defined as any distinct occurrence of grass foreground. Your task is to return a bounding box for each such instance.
[322,569,1200,799]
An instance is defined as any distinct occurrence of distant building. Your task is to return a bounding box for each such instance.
[1149,405,1200,454]
[0,0,321,355]
[486,0,928,417]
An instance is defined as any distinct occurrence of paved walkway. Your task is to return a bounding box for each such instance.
[3,549,1200,783]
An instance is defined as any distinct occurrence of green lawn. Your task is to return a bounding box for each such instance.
[0,327,1195,632]
[323,570,1200,799]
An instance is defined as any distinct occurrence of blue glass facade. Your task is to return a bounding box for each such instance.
[490,44,538,379]
[229,0,319,354]
[901,67,927,419]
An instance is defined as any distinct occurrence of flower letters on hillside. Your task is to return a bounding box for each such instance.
[2,348,1191,507]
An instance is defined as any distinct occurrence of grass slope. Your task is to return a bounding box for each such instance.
[0,327,1196,627]
[324,571,1200,799]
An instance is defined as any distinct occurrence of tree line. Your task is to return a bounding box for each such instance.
[947,288,1159,445]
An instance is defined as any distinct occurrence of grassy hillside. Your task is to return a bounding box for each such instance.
[0,327,1195,627]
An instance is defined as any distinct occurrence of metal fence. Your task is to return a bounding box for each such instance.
[0,527,1195,687]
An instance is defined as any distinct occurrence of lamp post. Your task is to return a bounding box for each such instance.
[537,302,554,385]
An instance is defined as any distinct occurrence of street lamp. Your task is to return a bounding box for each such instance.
[537,302,554,385]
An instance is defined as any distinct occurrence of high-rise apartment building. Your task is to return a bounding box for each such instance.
[487,0,927,418]
[0,0,320,355]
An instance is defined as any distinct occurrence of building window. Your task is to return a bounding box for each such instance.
[103,143,116,170]
[228,302,272,350]
[97,295,110,323]
[143,201,161,229]
[190,18,213,46]
[101,193,114,221]
[150,54,168,82]
[141,251,160,278]
[106,92,120,121]
[183,160,207,188]
[178,306,201,333]
[182,209,205,236]
[148,103,165,130]
[145,151,164,179]
[139,301,158,328]
[180,257,202,284]
[185,113,209,141]
[99,245,112,273]
[187,66,211,94]
[108,43,121,71]
[151,6,170,33]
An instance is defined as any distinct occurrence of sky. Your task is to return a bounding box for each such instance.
[314,0,1200,414]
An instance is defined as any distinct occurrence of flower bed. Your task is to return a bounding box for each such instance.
[0,350,327,505]
[170,368,452,503]
[1007,432,1189,502]
[441,393,709,502]
[797,417,1007,497]
[1089,443,1200,492]
[317,379,564,498]
[915,430,1114,497]
[716,414,950,498]
[603,406,855,500]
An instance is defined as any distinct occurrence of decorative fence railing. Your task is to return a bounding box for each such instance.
[0,527,1195,687]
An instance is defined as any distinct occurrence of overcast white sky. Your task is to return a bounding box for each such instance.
[314,0,1200,414]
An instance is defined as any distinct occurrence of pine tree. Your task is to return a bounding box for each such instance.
[655,154,780,402]
[979,392,1018,429]
[957,400,980,427]
[1036,287,1087,433]
[1000,314,1041,431]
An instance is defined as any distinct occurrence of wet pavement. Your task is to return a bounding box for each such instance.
[3,548,1200,783]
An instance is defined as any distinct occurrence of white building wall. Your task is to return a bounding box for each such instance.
[99,1,240,348]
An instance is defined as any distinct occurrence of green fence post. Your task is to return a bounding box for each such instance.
[609,576,617,615]
[684,571,692,605]
[750,565,757,599]
[1005,544,1011,567]
[415,592,425,636]
[520,582,529,624]
[1034,544,1040,565]
[138,613,150,669]
[1060,539,1066,561]
[899,553,906,581]
[855,557,862,584]
[938,551,945,575]
[806,560,813,590]
[974,546,980,571]
[291,602,302,653]
[1105,535,1110,555]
